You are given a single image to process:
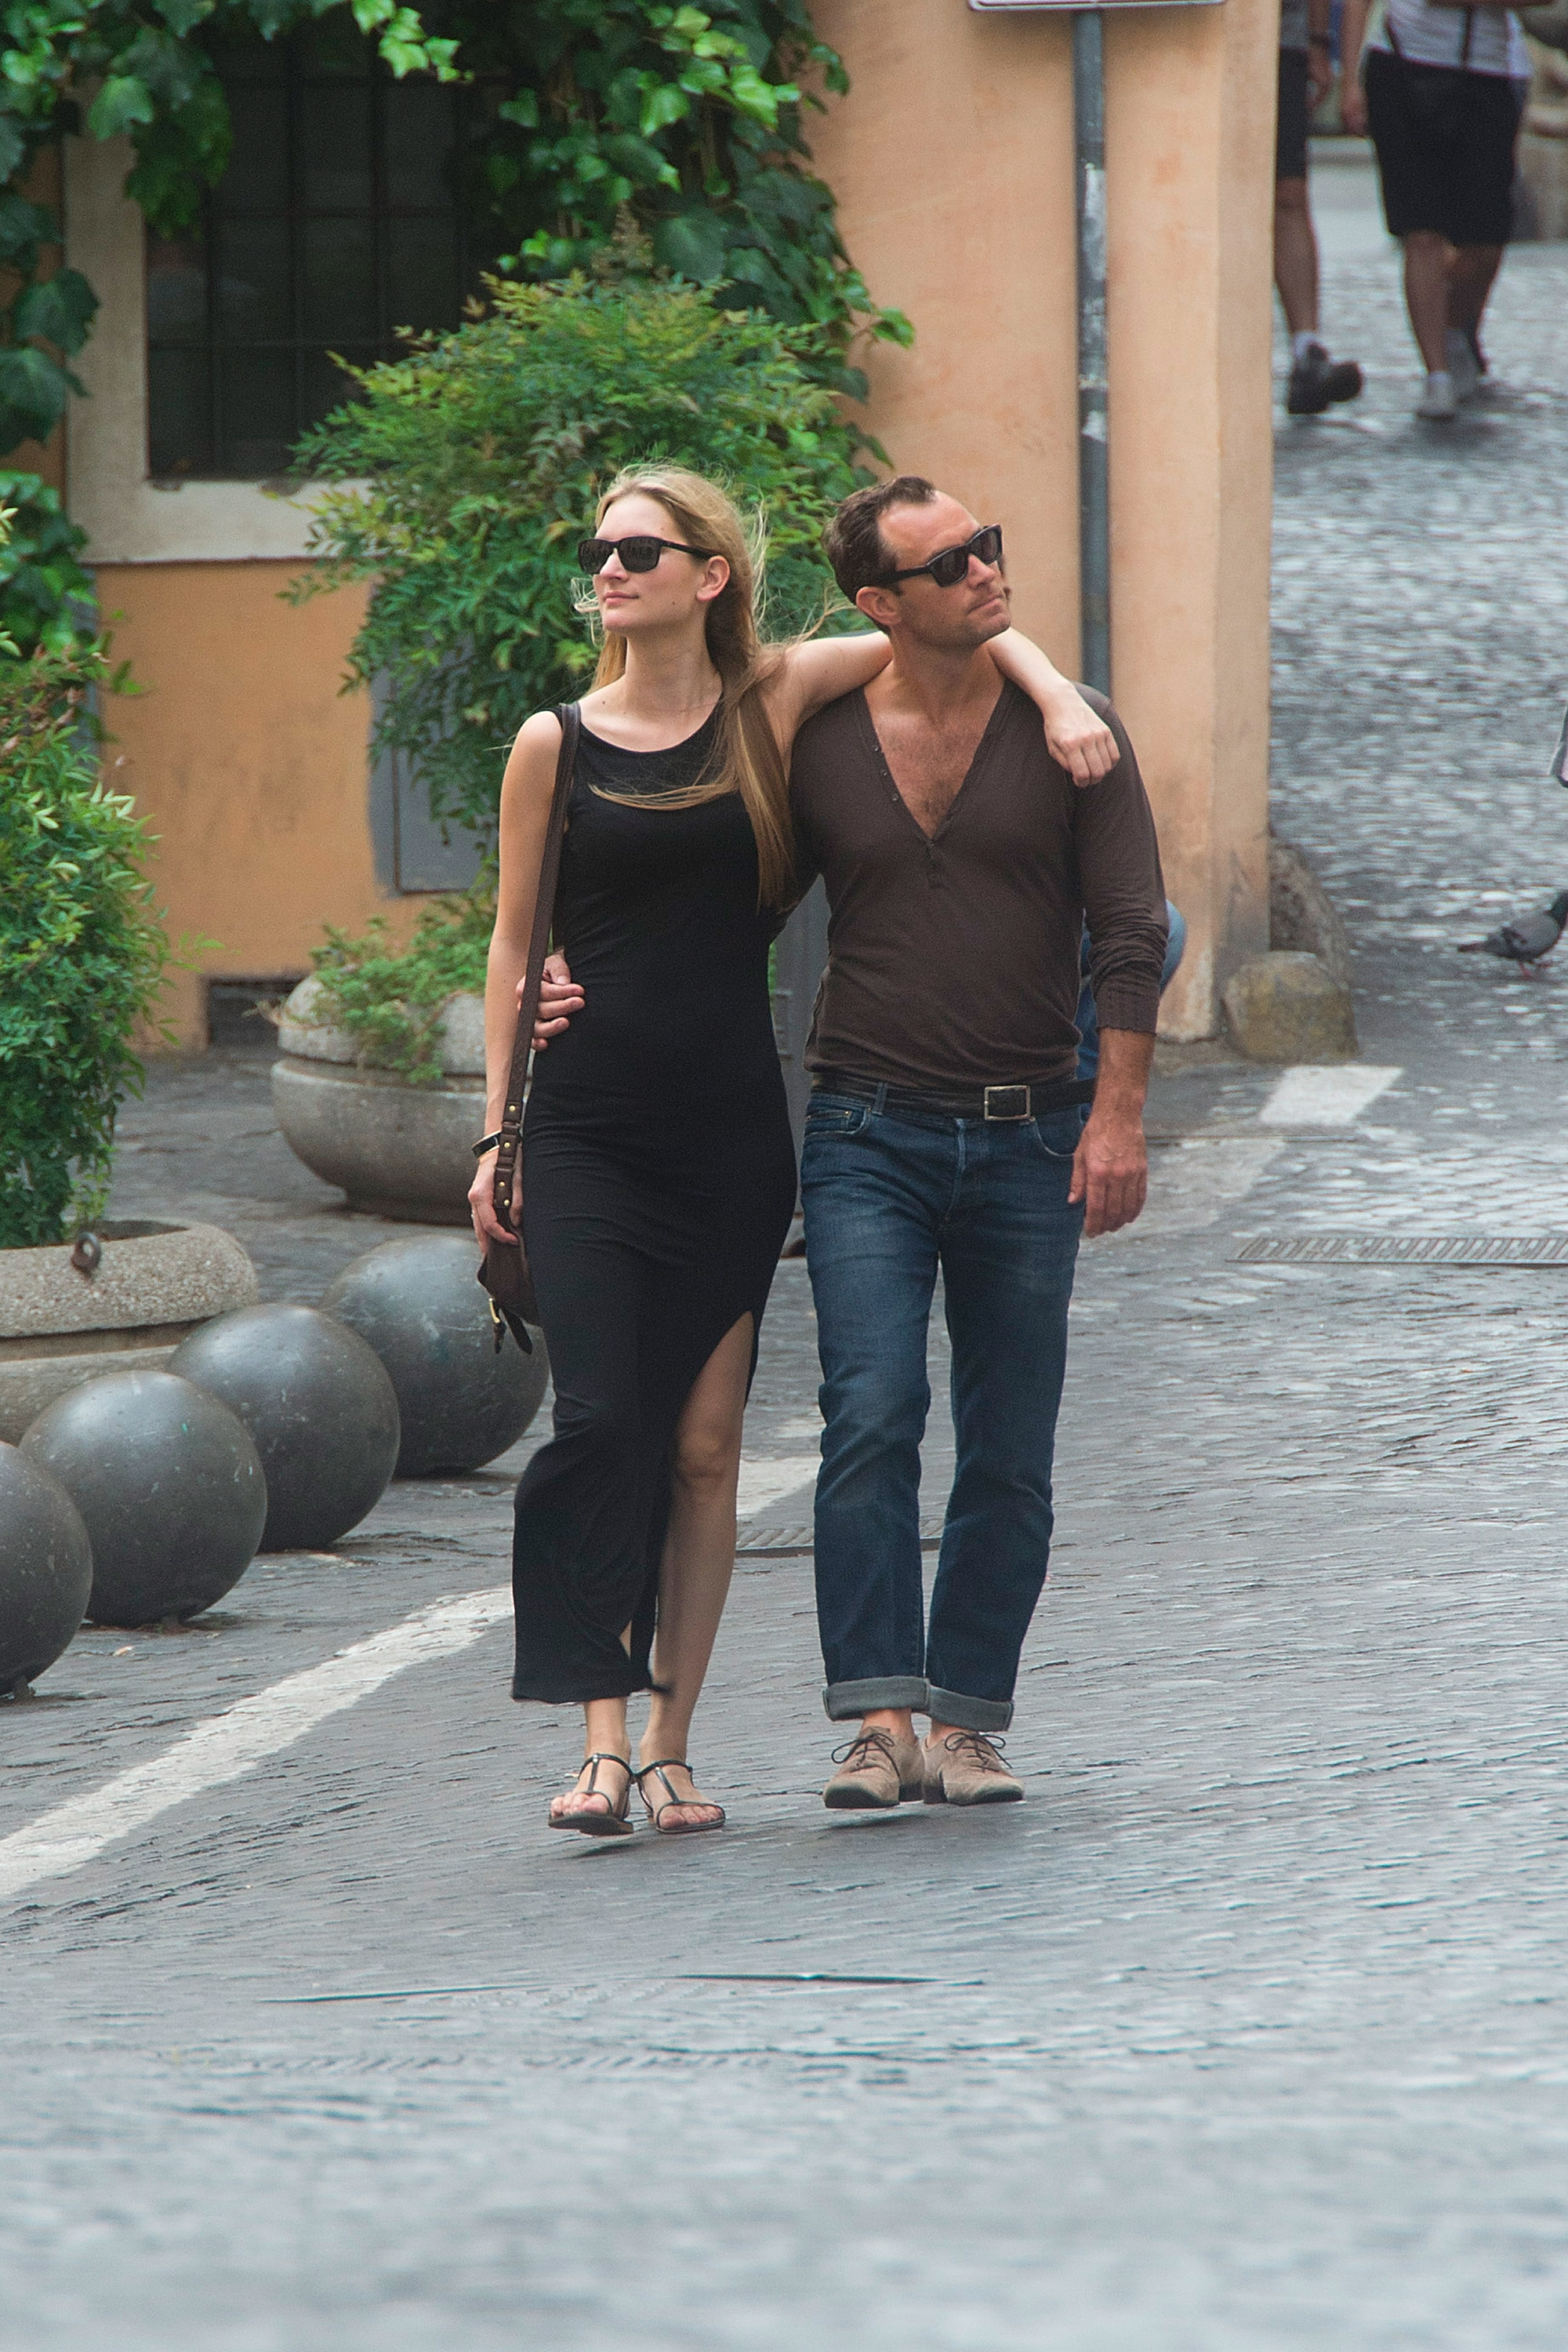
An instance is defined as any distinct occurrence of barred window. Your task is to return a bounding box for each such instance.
[147,22,495,481]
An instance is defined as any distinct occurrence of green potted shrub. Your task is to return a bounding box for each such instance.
[0,513,256,1437]
[274,263,869,1218]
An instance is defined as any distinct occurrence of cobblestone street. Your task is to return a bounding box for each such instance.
[3,166,1567,2350]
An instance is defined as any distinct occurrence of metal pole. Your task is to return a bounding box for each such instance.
[1072,7,1110,698]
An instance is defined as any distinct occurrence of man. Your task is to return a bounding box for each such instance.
[1341,0,1530,419]
[1277,0,1364,416]
[531,480,1166,1811]
[792,480,1166,1810]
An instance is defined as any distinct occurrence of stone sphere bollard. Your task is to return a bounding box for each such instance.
[321,1236,550,1477]
[0,1442,95,1693]
[170,1304,401,1552]
[21,1370,267,1626]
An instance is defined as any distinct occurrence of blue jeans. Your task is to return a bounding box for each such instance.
[1076,899,1187,1082]
[800,1092,1084,1733]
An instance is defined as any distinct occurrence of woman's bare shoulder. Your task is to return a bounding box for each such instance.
[501,708,567,809]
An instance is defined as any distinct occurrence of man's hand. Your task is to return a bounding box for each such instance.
[527,949,583,1051]
[1069,1105,1148,1237]
[1044,691,1119,786]
[1339,76,1367,135]
[1069,1027,1154,1236]
[1306,45,1335,107]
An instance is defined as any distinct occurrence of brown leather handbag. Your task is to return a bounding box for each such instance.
[477,702,580,1354]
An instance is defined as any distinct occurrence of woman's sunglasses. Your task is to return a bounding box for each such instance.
[577,534,712,575]
[886,524,1004,590]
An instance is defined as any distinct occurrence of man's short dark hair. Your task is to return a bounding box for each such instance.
[824,475,938,602]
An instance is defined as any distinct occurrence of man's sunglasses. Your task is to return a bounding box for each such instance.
[885,524,1004,590]
[577,534,711,575]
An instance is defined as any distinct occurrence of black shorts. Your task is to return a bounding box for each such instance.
[1364,46,1524,246]
[1277,46,1311,183]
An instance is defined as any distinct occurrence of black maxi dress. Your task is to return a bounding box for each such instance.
[510,709,798,1704]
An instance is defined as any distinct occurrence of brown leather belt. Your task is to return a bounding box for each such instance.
[811,1069,1095,1122]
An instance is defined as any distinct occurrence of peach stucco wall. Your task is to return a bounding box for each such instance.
[93,562,406,1047]
[809,0,1276,1035]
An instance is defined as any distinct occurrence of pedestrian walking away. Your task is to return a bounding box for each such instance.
[474,465,1117,1838]
[1276,0,1364,416]
[1341,0,1533,418]
[791,481,1167,1813]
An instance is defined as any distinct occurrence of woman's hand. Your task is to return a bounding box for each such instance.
[1339,78,1367,135]
[469,1145,520,1251]
[527,949,583,1051]
[1041,689,1119,785]
[985,629,1118,783]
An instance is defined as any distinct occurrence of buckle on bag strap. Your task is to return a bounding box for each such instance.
[983,1084,1031,1122]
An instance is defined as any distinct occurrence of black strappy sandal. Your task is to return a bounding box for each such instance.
[549,1751,634,1838]
[634,1759,726,1836]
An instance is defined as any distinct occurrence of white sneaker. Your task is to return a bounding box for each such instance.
[1445,331,1481,402]
[1417,370,1457,421]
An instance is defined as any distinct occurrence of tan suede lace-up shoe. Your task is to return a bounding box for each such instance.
[924,1730,1024,1806]
[822,1726,925,1810]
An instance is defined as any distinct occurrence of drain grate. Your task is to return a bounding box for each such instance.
[1235,1233,1568,1268]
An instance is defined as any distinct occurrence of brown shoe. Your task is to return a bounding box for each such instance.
[823,1726,925,1810]
[924,1730,1024,1806]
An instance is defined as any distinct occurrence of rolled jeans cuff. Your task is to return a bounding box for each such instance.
[925,1683,1014,1734]
[823,1675,930,1721]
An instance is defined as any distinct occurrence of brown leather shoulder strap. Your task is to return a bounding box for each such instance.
[492,703,579,1218]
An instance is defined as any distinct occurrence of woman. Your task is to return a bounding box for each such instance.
[470,465,1109,1836]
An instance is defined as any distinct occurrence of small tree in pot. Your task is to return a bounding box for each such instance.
[273,260,872,1218]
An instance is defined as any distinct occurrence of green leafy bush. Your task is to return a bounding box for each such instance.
[1,5,902,461]
[307,885,494,1087]
[0,626,172,1250]
[0,469,98,656]
[292,264,869,836]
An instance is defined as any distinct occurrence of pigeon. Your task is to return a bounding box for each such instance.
[1457,890,1568,974]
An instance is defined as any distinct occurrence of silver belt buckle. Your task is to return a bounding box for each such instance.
[983,1084,1031,1121]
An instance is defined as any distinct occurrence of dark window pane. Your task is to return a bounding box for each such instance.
[146,28,487,479]
[296,20,372,76]
[385,84,458,209]
[148,347,212,477]
[302,347,376,436]
[217,348,297,476]
[301,82,372,212]
[386,216,462,334]
[217,82,289,213]
[207,36,285,85]
[146,236,209,345]
[214,216,292,342]
[303,216,377,340]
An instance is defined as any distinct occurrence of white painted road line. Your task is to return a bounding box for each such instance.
[735,1455,819,1518]
[1258,1065,1402,1127]
[0,1586,511,1905]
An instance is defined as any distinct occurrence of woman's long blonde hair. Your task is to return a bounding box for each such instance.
[585,466,794,906]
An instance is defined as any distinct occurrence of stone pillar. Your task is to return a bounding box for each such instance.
[808,0,1276,1037]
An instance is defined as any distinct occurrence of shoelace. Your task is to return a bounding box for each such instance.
[831,1728,898,1770]
[938,1731,1008,1770]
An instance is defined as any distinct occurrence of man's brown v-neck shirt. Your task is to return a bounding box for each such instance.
[788,681,1167,1092]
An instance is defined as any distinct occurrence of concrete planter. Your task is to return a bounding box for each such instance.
[0,1220,260,1443]
[270,977,486,1225]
